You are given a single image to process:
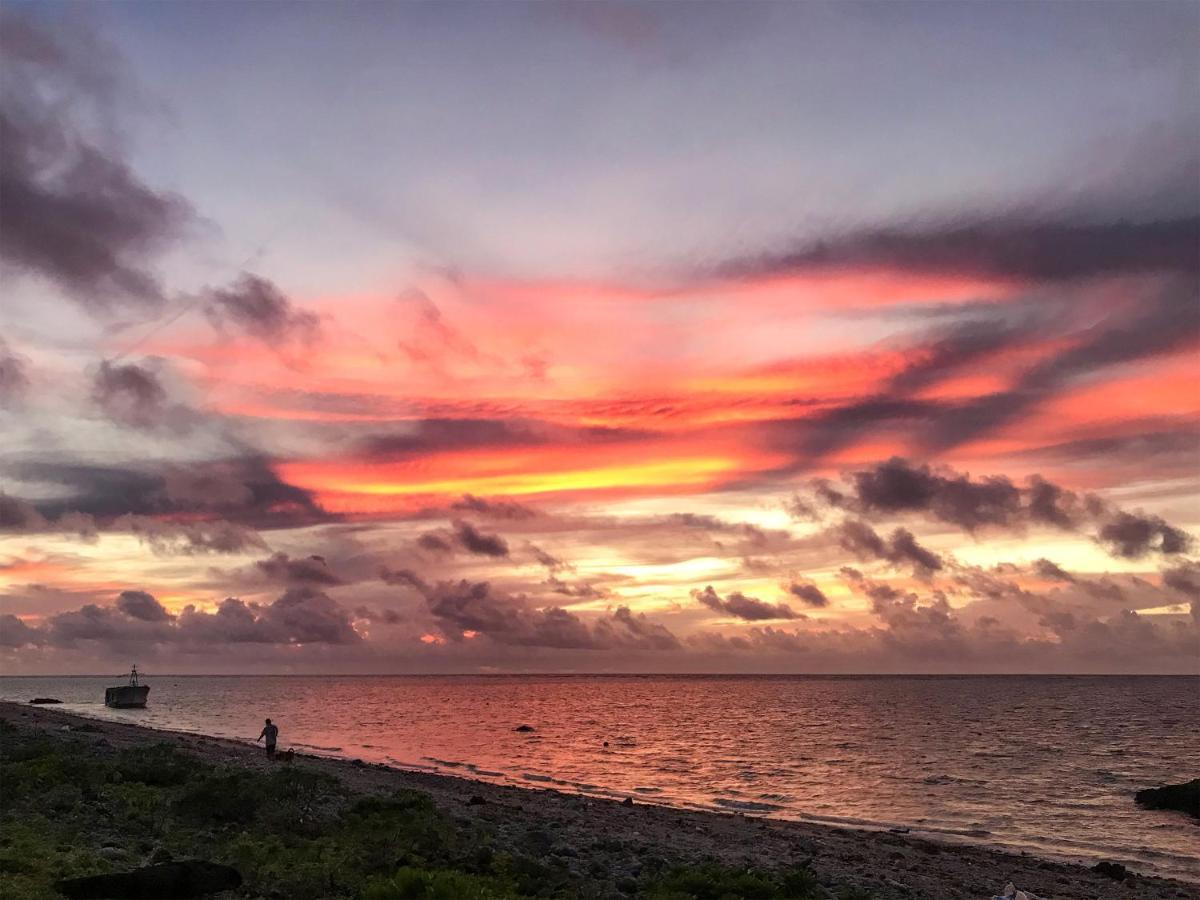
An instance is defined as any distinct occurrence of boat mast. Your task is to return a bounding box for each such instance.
[129,664,139,686]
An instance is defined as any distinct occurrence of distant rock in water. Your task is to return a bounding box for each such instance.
[29,698,62,704]
[514,724,535,732]
[1135,779,1200,819]
[55,861,242,899]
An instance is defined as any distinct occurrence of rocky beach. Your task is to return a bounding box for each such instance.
[2,702,1196,900]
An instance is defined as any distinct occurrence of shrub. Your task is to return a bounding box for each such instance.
[173,770,263,824]
[114,743,202,787]
[643,861,824,900]
[363,867,520,900]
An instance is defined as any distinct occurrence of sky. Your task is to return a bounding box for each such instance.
[1,0,1198,674]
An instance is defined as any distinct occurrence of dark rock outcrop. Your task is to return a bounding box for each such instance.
[514,724,535,732]
[29,698,63,704]
[1135,780,1200,819]
[1093,861,1130,881]
[55,861,242,899]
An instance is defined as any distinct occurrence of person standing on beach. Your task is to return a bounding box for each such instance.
[257,718,278,758]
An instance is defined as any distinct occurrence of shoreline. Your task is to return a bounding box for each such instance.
[3,702,1197,900]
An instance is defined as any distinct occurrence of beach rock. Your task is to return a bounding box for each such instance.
[621,797,634,807]
[523,827,554,855]
[1092,861,1129,881]
[514,724,536,732]
[467,795,486,806]
[55,861,242,899]
[1134,780,1200,819]
[29,697,62,704]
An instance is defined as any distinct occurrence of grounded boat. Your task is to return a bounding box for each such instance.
[105,665,149,709]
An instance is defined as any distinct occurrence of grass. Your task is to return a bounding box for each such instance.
[0,720,870,899]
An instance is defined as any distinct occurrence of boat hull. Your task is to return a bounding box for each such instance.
[105,685,149,708]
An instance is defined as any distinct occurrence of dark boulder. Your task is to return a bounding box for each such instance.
[29,698,63,704]
[1092,861,1129,881]
[55,861,242,899]
[514,724,535,732]
[1135,779,1200,819]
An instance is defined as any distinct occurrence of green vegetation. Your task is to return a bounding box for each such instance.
[0,721,869,899]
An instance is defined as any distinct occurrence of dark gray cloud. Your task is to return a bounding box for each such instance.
[831,519,943,576]
[0,613,40,648]
[592,606,680,651]
[815,458,1132,541]
[763,276,1197,466]
[833,518,888,559]
[115,589,171,622]
[253,552,342,586]
[1032,558,1075,582]
[692,585,801,621]
[91,359,193,430]
[0,492,46,530]
[886,527,943,576]
[847,458,1025,531]
[35,587,362,648]
[114,514,266,555]
[452,519,509,557]
[529,544,569,573]
[1097,511,1194,559]
[417,578,679,650]
[450,493,540,520]
[357,417,646,461]
[665,513,770,548]
[718,217,1200,283]
[414,520,511,557]
[255,586,360,644]
[811,458,1194,562]
[0,10,191,312]
[2,476,284,553]
[922,280,1200,453]
[416,531,455,554]
[1162,561,1200,600]
[379,566,429,593]
[1014,425,1200,474]
[44,600,172,647]
[691,598,1197,671]
[11,457,331,529]
[160,465,255,509]
[545,575,607,600]
[786,580,828,608]
[766,310,1048,465]
[204,273,320,348]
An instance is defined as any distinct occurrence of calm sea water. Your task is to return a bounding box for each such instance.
[2,675,1196,881]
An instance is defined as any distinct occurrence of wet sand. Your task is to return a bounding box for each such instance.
[3,701,1196,900]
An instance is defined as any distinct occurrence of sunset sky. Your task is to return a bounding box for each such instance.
[2,1,1198,674]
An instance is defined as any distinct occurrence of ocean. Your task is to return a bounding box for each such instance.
[2,674,1196,882]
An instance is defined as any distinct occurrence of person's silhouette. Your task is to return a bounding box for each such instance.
[257,718,279,758]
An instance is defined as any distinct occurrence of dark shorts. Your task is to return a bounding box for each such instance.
[266,743,276,756]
